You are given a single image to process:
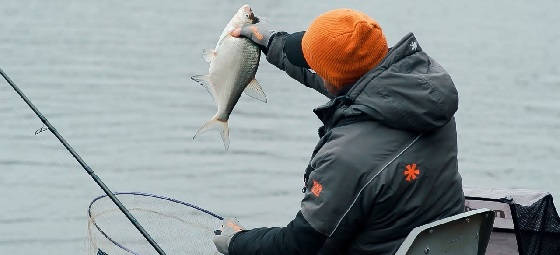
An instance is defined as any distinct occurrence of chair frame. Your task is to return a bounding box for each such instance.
[395,208,495,255]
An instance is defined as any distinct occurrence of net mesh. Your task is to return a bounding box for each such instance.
[87,192,222,255]
[511,194,560,255]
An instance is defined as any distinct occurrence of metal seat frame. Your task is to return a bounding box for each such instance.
[395,208,495,255]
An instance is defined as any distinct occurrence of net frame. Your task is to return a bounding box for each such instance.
[88,192,223,255]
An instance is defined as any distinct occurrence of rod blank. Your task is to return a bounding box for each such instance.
[0,68,166,255]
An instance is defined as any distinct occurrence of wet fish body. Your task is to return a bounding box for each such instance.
[191,4,266,150]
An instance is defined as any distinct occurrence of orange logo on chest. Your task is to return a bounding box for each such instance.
[311,179,323,197]
[404,164,420,182]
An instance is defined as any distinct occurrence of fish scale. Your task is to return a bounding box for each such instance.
[214,38,260,121]
[191,4,266,151]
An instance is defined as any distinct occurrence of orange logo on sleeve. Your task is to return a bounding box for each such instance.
[311,179,323,197]
[404,164,420,182]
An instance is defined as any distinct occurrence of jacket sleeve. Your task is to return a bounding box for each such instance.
[228,142,368,254]
[265,32,333,99]
[298,145,368,242]
[229,211,327,255]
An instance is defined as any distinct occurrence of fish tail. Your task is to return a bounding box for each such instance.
[193,117,230,151]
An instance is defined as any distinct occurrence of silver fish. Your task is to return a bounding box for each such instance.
[191,4,266,151]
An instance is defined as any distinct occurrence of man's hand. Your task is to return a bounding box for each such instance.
[230,22,276,50]
[213,218,244,254]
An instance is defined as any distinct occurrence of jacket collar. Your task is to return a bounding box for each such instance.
[313,32,458,133]
[313,33,422,126]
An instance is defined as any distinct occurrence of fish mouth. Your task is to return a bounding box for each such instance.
[245,6,259,24]
[251,14,260,24]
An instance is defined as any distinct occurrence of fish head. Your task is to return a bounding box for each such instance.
[231,4,259,27]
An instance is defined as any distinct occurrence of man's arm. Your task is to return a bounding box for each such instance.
[229,211,326,255]
[265,32,333,99]
[224,146,368,254]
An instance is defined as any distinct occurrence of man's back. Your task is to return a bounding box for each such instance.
[307,119,464,254]
[298,33,465,254]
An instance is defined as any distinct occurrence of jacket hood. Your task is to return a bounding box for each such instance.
[314,33,458,132]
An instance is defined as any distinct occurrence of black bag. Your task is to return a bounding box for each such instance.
[464,187,560,255]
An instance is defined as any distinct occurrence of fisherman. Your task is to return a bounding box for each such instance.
[213,8,465,254]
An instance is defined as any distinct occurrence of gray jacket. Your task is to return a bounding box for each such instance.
[230,32,465,255]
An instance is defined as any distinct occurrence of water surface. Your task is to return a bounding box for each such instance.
[1,0,559,254]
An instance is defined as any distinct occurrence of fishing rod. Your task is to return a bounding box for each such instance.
[0,69,166,255]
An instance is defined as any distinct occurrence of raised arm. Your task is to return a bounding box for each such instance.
[265,32,332,98]
[232,23,332,98]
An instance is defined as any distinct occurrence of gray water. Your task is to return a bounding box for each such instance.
[1,0,559,254]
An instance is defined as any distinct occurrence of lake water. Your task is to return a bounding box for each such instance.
[1,0,559,254]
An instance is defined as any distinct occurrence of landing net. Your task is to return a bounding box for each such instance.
[87,192,223,255]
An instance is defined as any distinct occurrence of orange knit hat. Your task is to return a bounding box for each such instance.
[301,9,388,91]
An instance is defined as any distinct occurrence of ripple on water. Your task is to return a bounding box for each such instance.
[1,1,560,254]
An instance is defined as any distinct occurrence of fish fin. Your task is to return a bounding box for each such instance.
[193,118,230,151]
[202,49,216,63]
[243,79,267,103]
[191,74,217,103]
[190,74,211,87]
